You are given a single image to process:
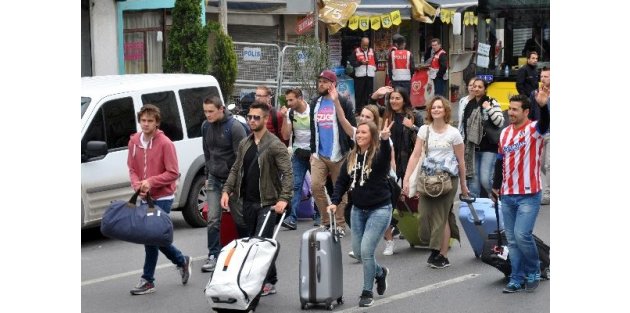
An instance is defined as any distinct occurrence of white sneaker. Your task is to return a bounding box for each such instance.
[383,240,395,256]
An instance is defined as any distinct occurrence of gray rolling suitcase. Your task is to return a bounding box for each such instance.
[299,211,344,310]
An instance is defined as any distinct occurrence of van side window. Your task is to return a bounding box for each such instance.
[179,86,220,138]
[81,97,136,153]
[141,91,184,141]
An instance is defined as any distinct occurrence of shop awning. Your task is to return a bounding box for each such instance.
[354,0,477,18]
[206,0,286,13]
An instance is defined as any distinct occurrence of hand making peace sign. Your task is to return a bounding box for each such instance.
[380,119,395,141]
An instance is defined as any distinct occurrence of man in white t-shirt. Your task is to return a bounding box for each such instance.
[280,88,318,230]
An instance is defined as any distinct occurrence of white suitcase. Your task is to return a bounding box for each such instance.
[205,208,285,312]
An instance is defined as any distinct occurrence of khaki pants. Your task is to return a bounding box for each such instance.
[310,155,348,229]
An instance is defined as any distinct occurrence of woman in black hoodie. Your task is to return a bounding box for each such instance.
[327,120,394,308]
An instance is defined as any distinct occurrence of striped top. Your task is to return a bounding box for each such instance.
[497,120,545,195]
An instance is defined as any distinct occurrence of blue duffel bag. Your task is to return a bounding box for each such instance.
[100,190,174,247]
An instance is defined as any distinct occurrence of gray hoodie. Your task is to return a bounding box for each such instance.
[202,111,248,179]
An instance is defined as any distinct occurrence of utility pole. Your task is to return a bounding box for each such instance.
[219,0,228,34]
[314,0,319,43]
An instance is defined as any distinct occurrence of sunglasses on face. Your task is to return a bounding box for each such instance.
[246,115,263,121]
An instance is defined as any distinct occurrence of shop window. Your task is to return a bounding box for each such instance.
[123,10,166,74]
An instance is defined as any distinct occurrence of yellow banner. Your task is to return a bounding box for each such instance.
[391,10,402,25]
[410,0,438,24]
[348,15,359,30]
[381,13,392,29]
[359,16,370,31]
[370,15,381,30]
[464,12,476,26]
[440,9,453,24]
[318,0,359,28]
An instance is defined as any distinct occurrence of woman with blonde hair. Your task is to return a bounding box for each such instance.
[328,120,395,307]
[403,96,469,269]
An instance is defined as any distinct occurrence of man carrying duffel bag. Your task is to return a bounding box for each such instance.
[125,104,192,295]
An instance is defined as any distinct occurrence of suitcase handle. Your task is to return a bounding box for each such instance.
[328,210,339,242]
[458,193,477,204]
[258,206,287,241]
[128,189,157,214]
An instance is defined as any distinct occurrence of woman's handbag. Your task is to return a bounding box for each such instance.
[416,126,454,198]
[100,190,174,246]
[417,170,453,198]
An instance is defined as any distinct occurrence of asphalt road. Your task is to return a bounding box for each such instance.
[82,200,550,313]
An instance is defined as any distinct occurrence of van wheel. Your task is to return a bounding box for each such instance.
[182,174,207,228]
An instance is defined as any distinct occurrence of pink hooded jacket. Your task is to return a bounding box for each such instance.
[127,130,179,199]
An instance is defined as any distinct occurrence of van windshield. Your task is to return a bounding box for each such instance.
[81,97,91,117]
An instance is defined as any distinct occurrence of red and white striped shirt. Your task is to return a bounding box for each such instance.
[498,120,545,195]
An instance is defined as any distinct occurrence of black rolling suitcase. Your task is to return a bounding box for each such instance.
[480,199,550,280]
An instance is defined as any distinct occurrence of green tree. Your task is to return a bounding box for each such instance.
[164,0,209,74]
[208,22,238,100]
[286,36,331,99]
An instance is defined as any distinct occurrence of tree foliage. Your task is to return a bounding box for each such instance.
[164,0,209,74]
[286,36,331,99]
[208,22,238,100]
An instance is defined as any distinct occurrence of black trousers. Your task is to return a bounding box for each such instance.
[354,75,374,114]
[242,201,278,285]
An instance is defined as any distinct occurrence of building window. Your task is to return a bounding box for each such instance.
[123,10,169,74]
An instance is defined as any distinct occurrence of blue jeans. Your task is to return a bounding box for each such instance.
[433,76,447,97]
[351,204,392,292]
[501,192,542,283]
[206,174,235,258]
[288,154,310,223]
[142,199,185,283]
[467,151,496,197]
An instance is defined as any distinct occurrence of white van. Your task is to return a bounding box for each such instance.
[81,74,221,229]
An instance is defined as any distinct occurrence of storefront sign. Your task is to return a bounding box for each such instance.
[476,43,491,68]
[124,41,144,61]
[243,47,262,61]
[296,14,315,35]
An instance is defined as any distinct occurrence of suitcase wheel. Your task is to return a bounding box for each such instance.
[542,267,550,280]
[409,243,415,247]
[337,297,344,305]
[301,302,309,310]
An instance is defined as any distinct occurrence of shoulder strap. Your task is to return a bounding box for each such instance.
[224,117,236,143]
[424,125,430,157]
[202,120,210,151]
[288,108,296,143]
[270,107,279,137]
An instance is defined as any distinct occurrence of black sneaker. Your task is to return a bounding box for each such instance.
[178,255,192,284]
[392,226,401,239]
[427,249,440,265]
[429,254,450,269]
[130,278,155,295]
[281,219,297,230]
[358,290,374,307]
[375,267,389,295]
[503,281,525,293]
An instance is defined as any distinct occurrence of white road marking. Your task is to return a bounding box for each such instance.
[81,256,208,286]
[336,273,480,313]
